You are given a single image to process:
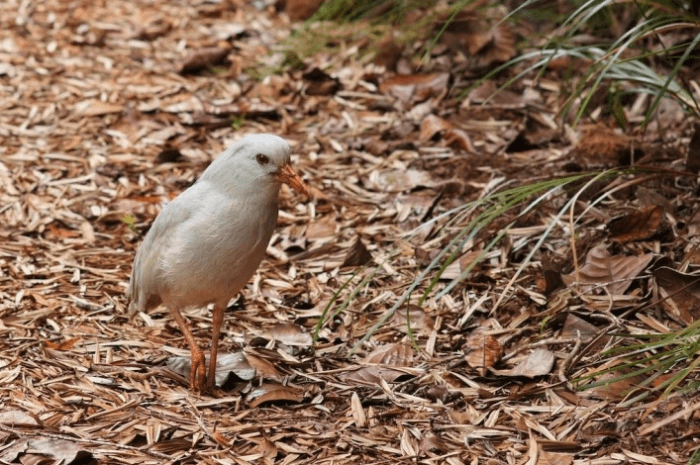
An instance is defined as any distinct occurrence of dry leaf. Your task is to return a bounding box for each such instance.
[0,410,39,427]
[75,99,124,116]
[284,0,325,21]
[379,73,449,103]
[303,68,342,96]
[341,237,373,267]
[179,46,230,74]
[562,245,654,295]
[343,342,419,384]
[498,349,555,378]
[687,121,700,173]
[167,351,255,387]
[247,383,303,408]
[43,337,81,350]
[608,206,664,243]
[464,331,503,376]
[420,114,454,141]
[389,304,434,334]
[653,266,700,324]
[263,323,313,347]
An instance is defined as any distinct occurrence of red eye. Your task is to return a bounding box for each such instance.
[256,154,269,165]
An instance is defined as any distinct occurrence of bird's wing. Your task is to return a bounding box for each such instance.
[127,187,199,312]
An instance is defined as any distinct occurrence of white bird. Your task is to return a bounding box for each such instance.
[128,134,310,392]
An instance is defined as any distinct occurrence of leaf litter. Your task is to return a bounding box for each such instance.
[0,0,699,464]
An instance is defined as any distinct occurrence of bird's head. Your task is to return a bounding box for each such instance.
[202,134,310,198]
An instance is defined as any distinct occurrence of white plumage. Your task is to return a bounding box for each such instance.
[128,134,309,391]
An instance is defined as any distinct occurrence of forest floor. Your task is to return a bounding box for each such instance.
[0,0,698,464]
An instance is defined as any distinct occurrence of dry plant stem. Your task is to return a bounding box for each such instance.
[168,305,206,391]
[566,323,618,375]
[89,363,157,381]
[559,335,582,384]
[207,304,225,390]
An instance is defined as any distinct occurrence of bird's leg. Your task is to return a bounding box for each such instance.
[206,304,225,390]
[167,306,206,392]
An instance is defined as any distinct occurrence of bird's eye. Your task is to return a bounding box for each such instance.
[256,154,269,165]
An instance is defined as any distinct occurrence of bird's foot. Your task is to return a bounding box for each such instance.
[190,348,207,393]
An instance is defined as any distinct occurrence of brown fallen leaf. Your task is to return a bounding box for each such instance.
[303,68,342,96]
[343,342,420,384]
[562,245,654,295]
[496,349,555,378]
[436,10,516,67]
[464,331,503,376]
[283,0,325,21]
[341,237,373,267]
[132,19,172,41]
[687,121,700,173]
[43,337,81,350]
[444,128,474,152]
[390,304,434,334]
[167,351,255,387]
[608,205,664,243]
[179,46,230,74]
[75,99,124,116]
[440,249,484,281]
[0,410,39,427]
[0,437,91,464]
[653,266,700,325]
[379,73,449,103]
[420,114,454,141]
[247,383,303,408]
[262,323,313,347]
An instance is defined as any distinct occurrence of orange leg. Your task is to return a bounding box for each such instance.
[206,304,225,390]
[168,306,206,392]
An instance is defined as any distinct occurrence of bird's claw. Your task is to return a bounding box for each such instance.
[190,349,207,393]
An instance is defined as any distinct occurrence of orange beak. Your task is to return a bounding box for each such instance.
[275,164,311,197]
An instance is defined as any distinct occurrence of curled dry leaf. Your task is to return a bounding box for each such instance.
[608,205,664,243]
[43,337,81,350]
[365,341,413,365]
[255,437,278,459]
[584,369,645,400]
[179,46,230,74]
[247,383,304,408]
[368,169,435,192]
[341,237,373,267]
[560,313,604,342]
[437,10,515,67]
[74,99,124,117]
[167,351,255,387]
[343,342,420,384]
[211,431,231,448]
[303,68,342,96]
[440,250,484,281]
[305,215,338,239]
[562,245,654,296]
[379,72,449,103]
[497,349,555,378]
[0,438,91,464]
[686,121,700,173]
[464,331,503,376]
[538,451,574,465]
[351,391,367,427]
[653,266,700,325]
[0,410,39,427]
[263,323,313,347]
[420,114,454,141]
[389,304,434,335]
[284,0,325,21]
[132,19,172,41]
